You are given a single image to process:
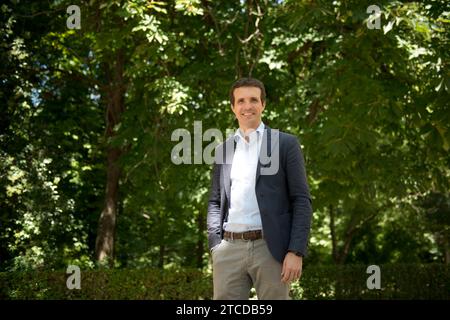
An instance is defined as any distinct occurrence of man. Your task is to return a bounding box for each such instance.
[207,77,312,300]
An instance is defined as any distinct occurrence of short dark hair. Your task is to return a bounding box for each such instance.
[229,77,266,106]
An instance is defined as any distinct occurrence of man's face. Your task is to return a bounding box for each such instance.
[231,86,265,131]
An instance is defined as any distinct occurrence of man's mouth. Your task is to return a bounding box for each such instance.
[241,112,255,117]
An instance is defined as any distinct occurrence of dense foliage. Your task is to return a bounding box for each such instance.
[1,0,449,283]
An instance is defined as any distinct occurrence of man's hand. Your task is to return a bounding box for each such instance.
[281,252,303,283]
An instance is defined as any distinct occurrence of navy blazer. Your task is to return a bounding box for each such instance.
[207,126,312,263]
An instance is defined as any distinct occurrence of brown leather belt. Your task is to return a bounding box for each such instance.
[223,230,263,241]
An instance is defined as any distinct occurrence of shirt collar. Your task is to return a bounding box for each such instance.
[234,122,265,142]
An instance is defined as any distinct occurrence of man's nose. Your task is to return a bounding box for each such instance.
[243,101,252,109]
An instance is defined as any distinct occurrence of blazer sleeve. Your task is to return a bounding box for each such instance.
[285,135,313,256]
[207,162,222,250]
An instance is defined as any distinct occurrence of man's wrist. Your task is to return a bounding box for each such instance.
[288,250,304,257]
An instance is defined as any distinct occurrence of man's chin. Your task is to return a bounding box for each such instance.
[238,119,260,129]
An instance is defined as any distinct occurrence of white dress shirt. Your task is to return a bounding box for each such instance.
[223,122,265,233]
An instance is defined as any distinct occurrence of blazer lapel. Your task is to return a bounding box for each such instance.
[256,126,279,183]
[223,163,231,202]
[221,137,236,202]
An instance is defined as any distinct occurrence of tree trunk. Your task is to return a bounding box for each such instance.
[158,244,165,268]
[329,204,338,264]
[95,50,126,266]
[338,234,353,264]
[435,232,450,264]
[329,204,353,264]
[445,246,450,264]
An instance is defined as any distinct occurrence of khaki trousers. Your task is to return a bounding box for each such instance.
[212,238,290,300]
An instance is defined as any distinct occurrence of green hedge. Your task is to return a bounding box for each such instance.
[0,268,212,300]
[294,264,450,300]
[1,264,448,299]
